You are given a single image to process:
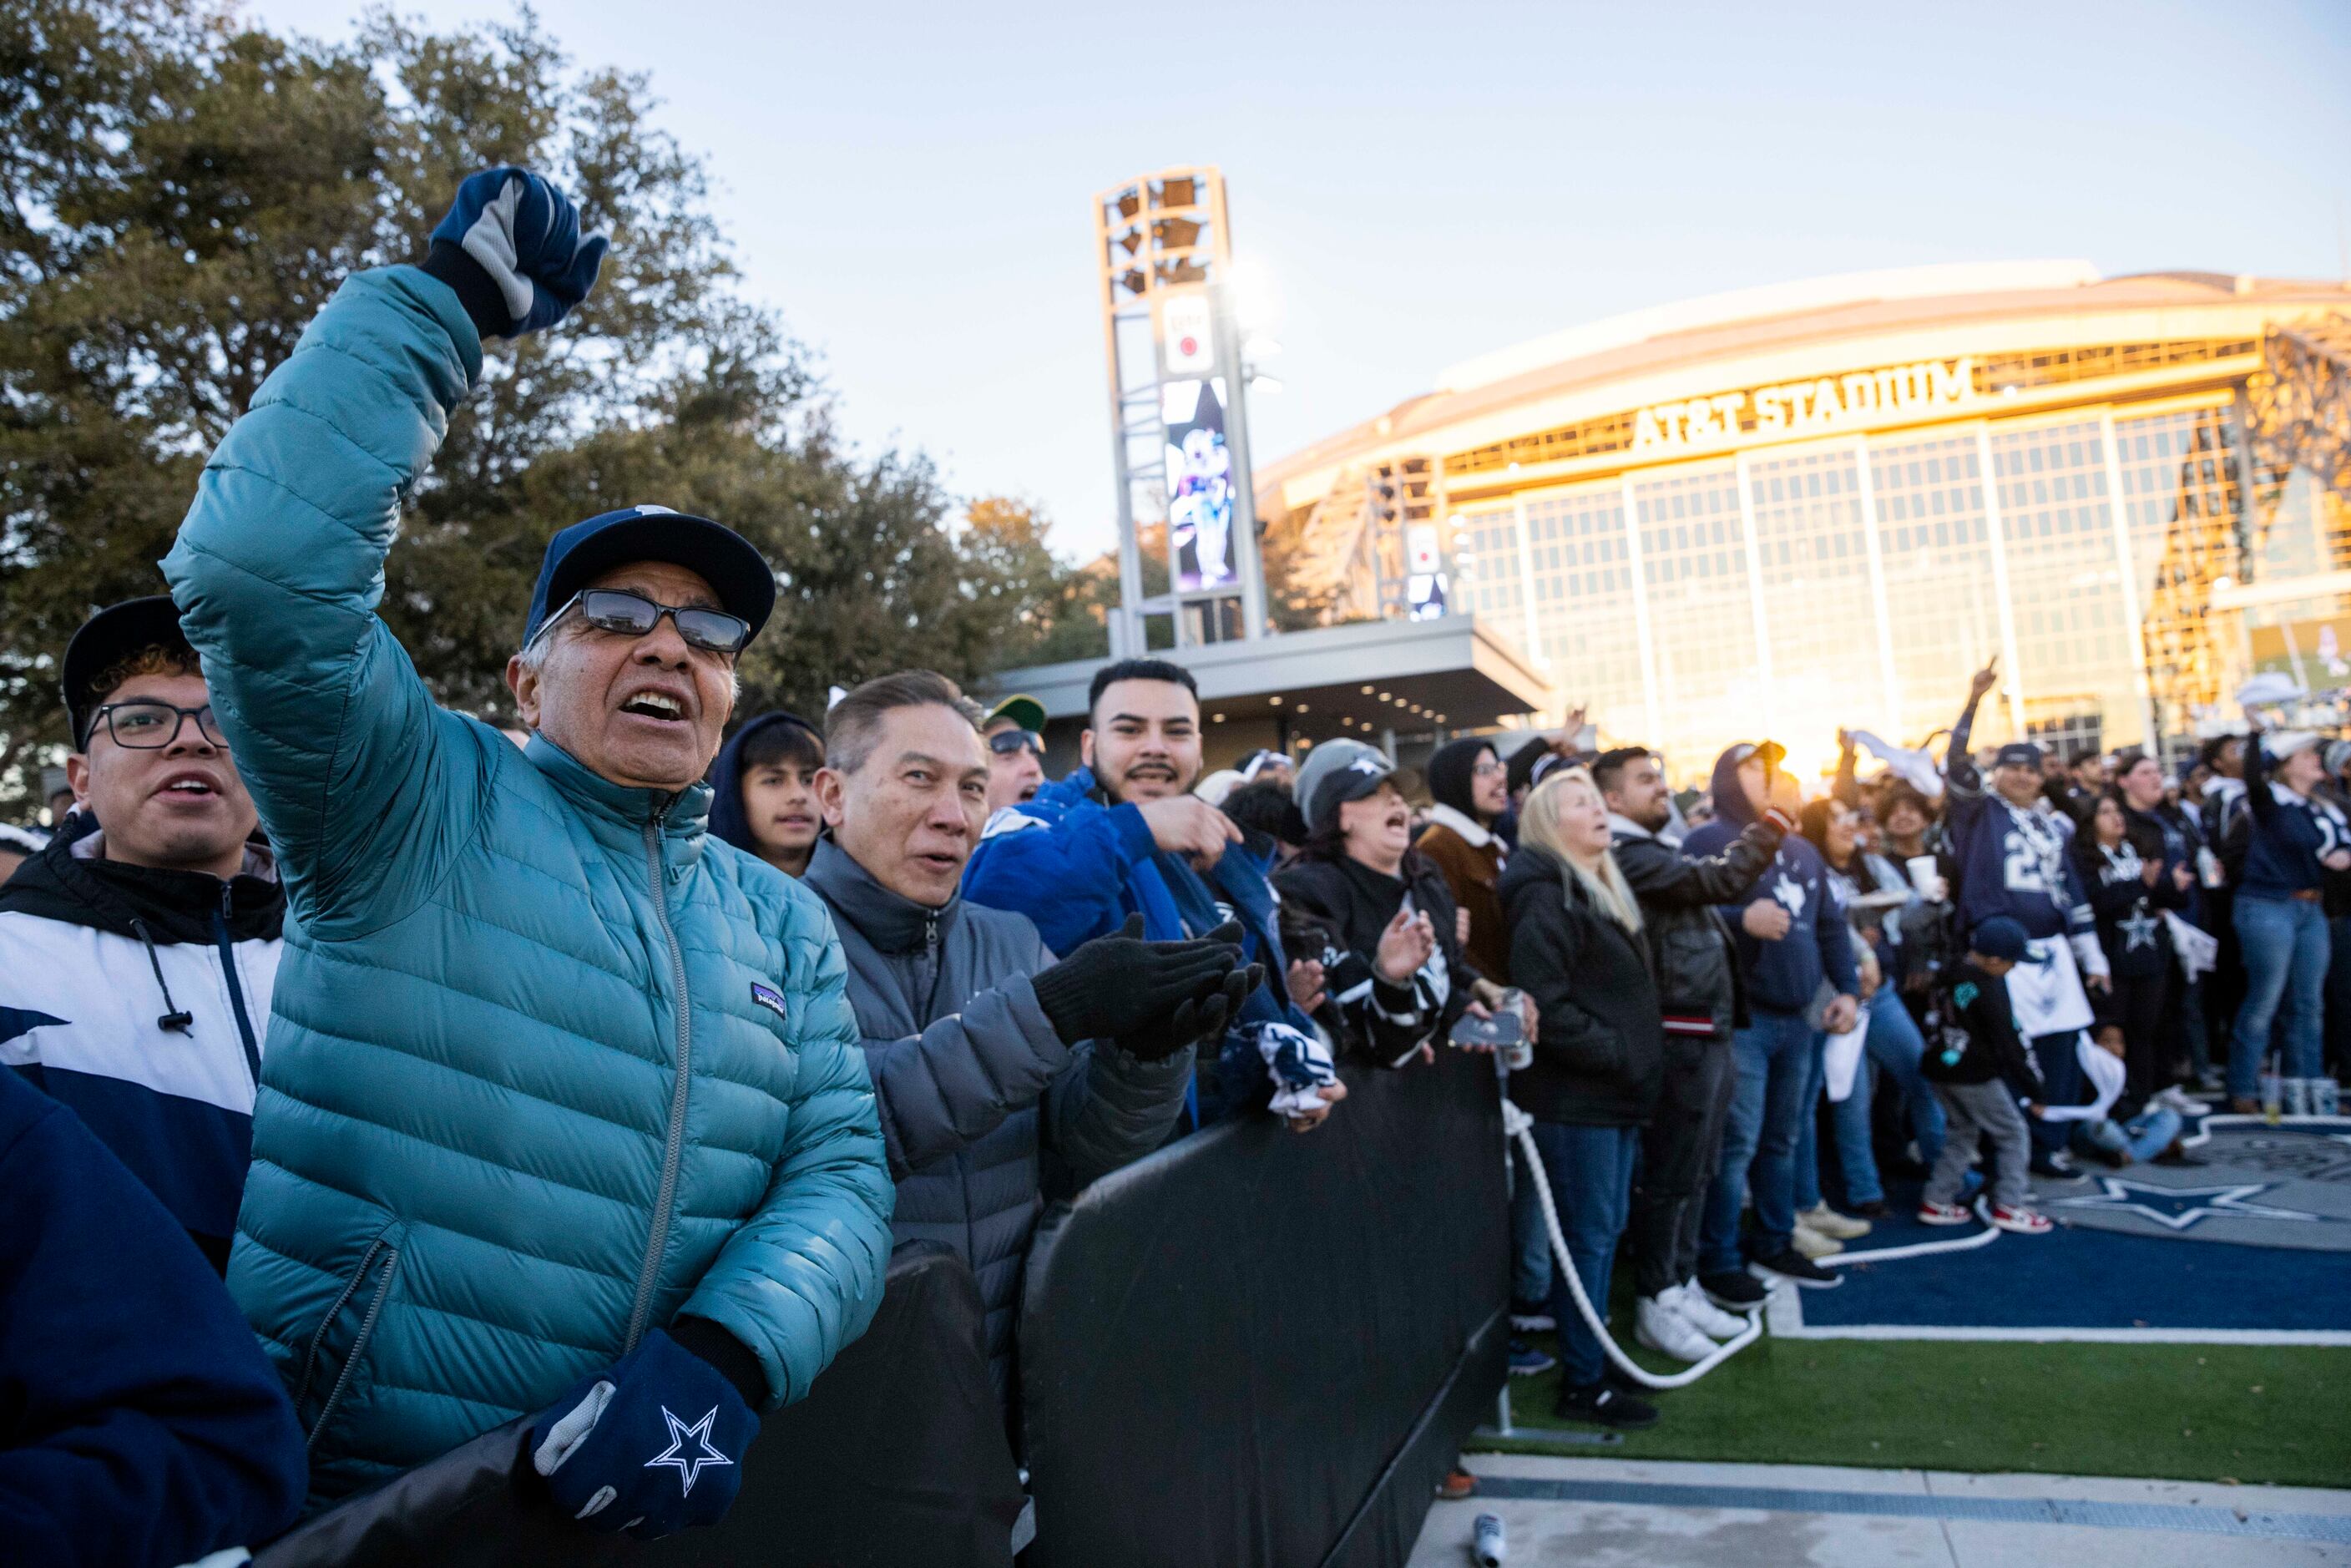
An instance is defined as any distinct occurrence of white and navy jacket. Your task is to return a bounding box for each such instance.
[0,822,282,1272]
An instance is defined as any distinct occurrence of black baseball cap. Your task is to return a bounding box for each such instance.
[1969,916,2030,963]
[63,596,197,749]
[1303,740,1395,834]
[1994,741,2045,770]
[523,505,776,649]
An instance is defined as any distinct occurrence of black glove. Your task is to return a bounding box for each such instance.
[1029,914,1241,1052]
[1115,960,1267,1061]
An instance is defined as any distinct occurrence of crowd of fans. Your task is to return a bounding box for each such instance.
[3,164,2345,1564]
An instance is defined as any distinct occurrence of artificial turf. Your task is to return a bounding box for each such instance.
[1483,1318,2351,1489]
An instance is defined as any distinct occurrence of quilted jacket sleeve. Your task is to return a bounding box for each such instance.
[1037,921,1193,1186]
[162,267,485,929]
[682,912,895,1411]
[859,970,1074,1180]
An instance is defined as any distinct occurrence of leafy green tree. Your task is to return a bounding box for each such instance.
[0,0,1093,799]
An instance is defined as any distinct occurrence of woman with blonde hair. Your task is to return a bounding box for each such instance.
[1501,766,1667,1430]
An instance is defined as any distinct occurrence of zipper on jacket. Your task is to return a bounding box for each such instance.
[307,1245,401,1449]
[624,798,695,1353]
[293,1234,388,1414]
[213,883,263,1088]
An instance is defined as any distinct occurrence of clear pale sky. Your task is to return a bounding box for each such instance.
[248,0,2351,564]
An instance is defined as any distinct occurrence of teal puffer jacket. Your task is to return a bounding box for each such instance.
[160,267,894,1505]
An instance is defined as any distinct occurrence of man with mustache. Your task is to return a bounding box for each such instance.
[963,658,1343,1132]
[160,166,892,1537]
[0,595,284,1274]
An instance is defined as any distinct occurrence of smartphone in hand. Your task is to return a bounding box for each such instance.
[1449,1009,1525,1049]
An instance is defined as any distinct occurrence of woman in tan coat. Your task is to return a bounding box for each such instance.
[1417,736,1513,982]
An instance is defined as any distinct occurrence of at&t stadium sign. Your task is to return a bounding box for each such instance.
[1631,357,1979,454]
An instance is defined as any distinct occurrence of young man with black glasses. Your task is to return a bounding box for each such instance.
[0,595,285,1273]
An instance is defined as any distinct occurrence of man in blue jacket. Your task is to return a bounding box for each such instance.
[963,658,1341,1133]
[0,1065,306,1568]
[1683,742,1858,1295]
[161,168,892,1534]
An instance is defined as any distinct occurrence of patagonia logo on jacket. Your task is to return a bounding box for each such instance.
[749,983,789,1024]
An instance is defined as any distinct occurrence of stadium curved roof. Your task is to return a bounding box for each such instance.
[1255,263,2351,513]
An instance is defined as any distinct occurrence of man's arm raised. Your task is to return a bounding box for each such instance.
[162,169,602,926]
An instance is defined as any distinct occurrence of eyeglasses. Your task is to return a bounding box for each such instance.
[92,701,225,750]
[533,589,751,655]
[1469,760,1505,778]
[989,728,1045,758]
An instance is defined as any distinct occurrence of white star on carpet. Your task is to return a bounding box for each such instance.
[2049,1176,2320,1232]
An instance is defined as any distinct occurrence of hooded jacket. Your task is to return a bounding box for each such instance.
[963,766,1315,1127]
[1679,746,1858,1015]
[708,710,823,861]
[0,827,283,1272]
[1609,807,1782,1039]
[1416,737,1509,980]
[161,265,892,1504]
[1498,846,1664,1125]
[0,1068,307,1568]
[801,838,1189,1400]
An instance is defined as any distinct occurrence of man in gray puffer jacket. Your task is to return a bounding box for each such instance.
[801,671,1252,1405]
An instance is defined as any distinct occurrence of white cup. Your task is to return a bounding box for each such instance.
[1905,854,1948,903]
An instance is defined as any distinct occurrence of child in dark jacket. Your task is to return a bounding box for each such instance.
[1918,917,2054,1235]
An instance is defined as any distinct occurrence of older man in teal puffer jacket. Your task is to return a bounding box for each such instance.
[159,168,893,1524]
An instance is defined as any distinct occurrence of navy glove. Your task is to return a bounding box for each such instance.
[529,1327,758,1539]
[427,165,607,337]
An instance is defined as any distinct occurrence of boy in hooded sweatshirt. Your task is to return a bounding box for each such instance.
[1681,742,1860,1295]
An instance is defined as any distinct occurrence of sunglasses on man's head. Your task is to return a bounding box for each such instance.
[534,589,751,655]
[989,728,1045,757]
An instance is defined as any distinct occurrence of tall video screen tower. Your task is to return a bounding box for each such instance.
[1095,168,1268,653]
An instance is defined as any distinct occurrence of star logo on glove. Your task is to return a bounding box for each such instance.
[644,1405,732,1496]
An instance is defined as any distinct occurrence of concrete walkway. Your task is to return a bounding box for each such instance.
[1410,1454,2351,1566]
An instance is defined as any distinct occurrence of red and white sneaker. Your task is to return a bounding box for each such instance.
[1990,1205,2053,1235]
[1916,1201,1973,1226]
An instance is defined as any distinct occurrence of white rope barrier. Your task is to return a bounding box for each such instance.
[1503,1094,2004,1388]
[1503,1099,1760,1389]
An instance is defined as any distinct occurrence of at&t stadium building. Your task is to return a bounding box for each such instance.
[1255,262,2351,779]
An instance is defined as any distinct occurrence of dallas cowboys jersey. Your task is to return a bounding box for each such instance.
[2078,839,2184,981]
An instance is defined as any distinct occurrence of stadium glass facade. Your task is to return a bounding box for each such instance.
[1257,266,2351,783]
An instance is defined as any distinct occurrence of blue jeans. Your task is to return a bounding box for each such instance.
[1531,1121,1640,1389]
[1509,1141,1552,1305]
[1829,990,1944,1205]
[2081,1104,2184,1163]
[1701,1009,1814,1274]
[2233,894,2328,1095]
[1793,1029,1827,1214]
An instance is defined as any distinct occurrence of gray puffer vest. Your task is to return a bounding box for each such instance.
[801,839,1191,1404]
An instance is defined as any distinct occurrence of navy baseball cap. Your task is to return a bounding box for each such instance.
[523,505,776,649]
[1969,916,2031,963]
[1993,741,2044,770]
[63,596,198,749]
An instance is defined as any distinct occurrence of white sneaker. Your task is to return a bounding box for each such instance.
[1791,1222,1844,1259]
[2156,1085,2202,1118]
[1668,1280,1750,1339]
[1635,1294,1717,1363]
[1797,1202,1873,1241]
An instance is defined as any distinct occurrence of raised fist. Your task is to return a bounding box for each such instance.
[432,166,608,336]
